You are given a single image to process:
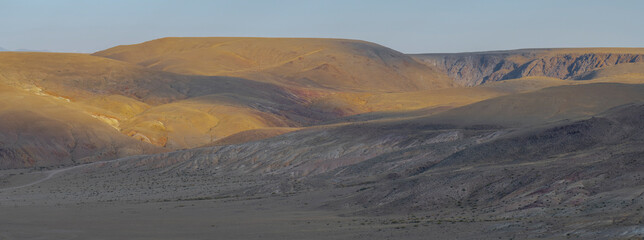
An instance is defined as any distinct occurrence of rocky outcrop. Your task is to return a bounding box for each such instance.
[412,49,644,86]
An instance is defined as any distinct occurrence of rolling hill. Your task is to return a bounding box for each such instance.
[0,52,320,166]
[0,83,161,169]
[93,37,454,92]
[3,41,644,168]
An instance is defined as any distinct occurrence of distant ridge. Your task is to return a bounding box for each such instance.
[0,46,49,52]
[413,48,644,86]
[15,48,49,52]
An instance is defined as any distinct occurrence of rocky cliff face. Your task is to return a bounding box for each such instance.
[412,49,644,86]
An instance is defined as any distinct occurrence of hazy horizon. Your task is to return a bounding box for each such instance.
[1,0,643,53]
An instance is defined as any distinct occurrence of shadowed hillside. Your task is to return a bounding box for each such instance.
[50,83,644,183]
[5,83,643,238]
[0,52,322,165]
[0,83,161,169]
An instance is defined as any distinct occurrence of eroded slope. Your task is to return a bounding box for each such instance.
[413,48,644,86]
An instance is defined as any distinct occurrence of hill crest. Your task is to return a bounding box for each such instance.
[94,37,453,92]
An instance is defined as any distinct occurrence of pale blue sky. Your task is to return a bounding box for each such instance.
[0,0,642,53]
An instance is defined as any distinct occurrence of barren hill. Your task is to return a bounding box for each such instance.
[4,44,644,168]
[93,37,453,92]
[0,52,317,166]
[0,51,479,154]
[0,83,161,169]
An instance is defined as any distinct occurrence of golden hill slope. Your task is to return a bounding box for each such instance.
[2,51,462,153]
[0,83,161,169]
[0,52,303,105]
[93,37,453,92]
[0,52,313,150]
[577,62,644,81]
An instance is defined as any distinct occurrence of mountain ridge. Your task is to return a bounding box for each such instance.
[412,48,644,86]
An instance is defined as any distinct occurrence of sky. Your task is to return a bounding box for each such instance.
[0,0,643,53]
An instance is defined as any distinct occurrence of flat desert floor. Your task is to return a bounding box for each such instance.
[0,168,550,240]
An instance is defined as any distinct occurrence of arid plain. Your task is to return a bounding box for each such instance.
[1,38,644,239]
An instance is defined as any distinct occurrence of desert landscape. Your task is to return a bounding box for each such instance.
[1,1,644,239]
[1,37,643,239]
